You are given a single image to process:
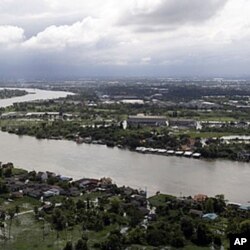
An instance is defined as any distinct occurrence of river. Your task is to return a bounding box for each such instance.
[0,89,249,203]
[0,88,73,108]
[0,131,249,203]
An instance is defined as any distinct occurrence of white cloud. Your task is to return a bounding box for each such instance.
[141,57,151,64]
[0,25,25,46]
[23,17,110,49]
[0,0,250,77]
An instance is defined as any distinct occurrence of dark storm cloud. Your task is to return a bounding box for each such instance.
[0,0,249,79]
[119,0,228,30]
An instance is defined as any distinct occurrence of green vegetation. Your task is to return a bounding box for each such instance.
[1,82,250,162]
[0,163,249,249]
[0,89,28,99]
[1,118,250,161]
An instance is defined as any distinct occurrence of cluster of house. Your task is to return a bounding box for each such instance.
[237,151,250,162]
[0,162,150,216]
[1,164,118,200]
[178,100,221,109]
[0,112,77,120]
[5,171,73,199]
[135,147,201,158]
[224,99,250,110]
[227,202,250,212]
[127,114,250,131]
[127,114,198,129]
[201,120,250,129]
[180,193,250,221]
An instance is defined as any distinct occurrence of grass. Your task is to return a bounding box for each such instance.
[172,128,237,138]
[197,116,236,122]
[148,194,176,207]
[185,131,234,138]
[0,196,41,212]
[0,119,42,127]
[182,245,210,250]
[0,212,119,250]
[0,205,229,250]
[0,214,83,250]
[87,224,118,246]
[12,168,28,176]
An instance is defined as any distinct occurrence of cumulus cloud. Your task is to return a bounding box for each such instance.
[23,17,110,49]
[0,0,250,77]
[0,25,25,45]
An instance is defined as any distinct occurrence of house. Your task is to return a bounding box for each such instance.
[26,112,61,120]
[1,112,23,119]
[27,189,42,199]
[202,213,218,220]
[184,151,193,157]
[121,186,136,196]
[58,176,72,182]
[11,191,24,198]
[75,178,99,190]
[192,153,201,159]
[189,209,203,218]
[169,118,197,129]
[239,204,250,211]
[100,177,112,185]
[5,179,26,192]
[237,151,250,162]
[68,187,81,197]
[42,203,54,211]
[2,162,14,169]
[37,172,48,182]
[46,171,57,178]
[43,188,60,198]
[193,194,208,202]
[227,202,241,209]
[127,114,167,127]
[201,121,227,128]
[167,150,175,155]
[131,194,147,206]
[175,151,184,156]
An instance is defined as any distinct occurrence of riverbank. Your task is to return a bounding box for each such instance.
[1,118,250,162]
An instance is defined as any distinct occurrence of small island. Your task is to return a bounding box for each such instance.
[0,89,28,99]
[0,161,249,249]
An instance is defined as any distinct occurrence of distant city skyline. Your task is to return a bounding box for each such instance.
[0,0,250,78]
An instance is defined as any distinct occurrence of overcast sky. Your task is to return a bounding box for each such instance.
[0,0,250,78]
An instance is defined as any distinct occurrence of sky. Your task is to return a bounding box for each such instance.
[0,0,250,78]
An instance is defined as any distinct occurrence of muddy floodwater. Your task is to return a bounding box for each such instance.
[0,131,249,203]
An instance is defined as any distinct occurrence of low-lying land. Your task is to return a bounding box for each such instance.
[0,162,249,249]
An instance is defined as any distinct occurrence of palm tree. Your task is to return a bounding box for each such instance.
[0,210,6,236]
[8,209,15,240]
